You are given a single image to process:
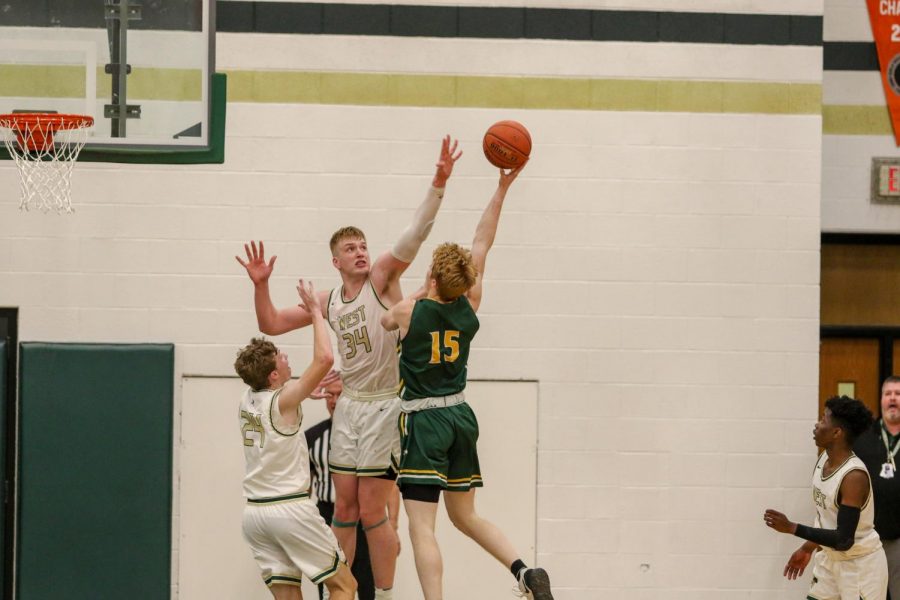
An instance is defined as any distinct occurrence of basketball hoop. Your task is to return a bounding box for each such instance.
[0,113,94,213]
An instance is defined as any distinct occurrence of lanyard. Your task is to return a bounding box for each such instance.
[881,422,900,469]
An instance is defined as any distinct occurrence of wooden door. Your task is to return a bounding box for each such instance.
[819,338,881,418]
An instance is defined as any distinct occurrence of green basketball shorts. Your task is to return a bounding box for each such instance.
[397,402,483,491]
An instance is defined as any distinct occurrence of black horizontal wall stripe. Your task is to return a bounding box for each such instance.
[458,7,523,39]
[791,16,823,46]
[217,1,823,46]
[660,12,724,44]
[526,8,593,41]
[591,11,658,42]
[824,42,879,71]
[256,3,323,34]
[1,0,203,30]
[325,3,391,35]
[724,14,789,45]
[393,5,457,38]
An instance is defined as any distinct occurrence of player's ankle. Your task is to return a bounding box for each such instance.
[510,558,527,579]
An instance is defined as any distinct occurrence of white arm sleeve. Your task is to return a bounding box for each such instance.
[391,185,445,263]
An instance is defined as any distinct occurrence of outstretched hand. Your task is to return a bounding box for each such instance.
[498,163,524,190]
[764,509,797,534]
[296,279,320,315]
[235,240,276,285]
[433,135,463,187]
[309,369,340,399]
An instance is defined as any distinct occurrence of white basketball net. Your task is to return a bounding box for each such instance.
[0,115,93,213]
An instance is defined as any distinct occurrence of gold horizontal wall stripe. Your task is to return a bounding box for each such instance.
[97,68,202,101]
[0,65,86,98]
[0,65,201,101]
[822,105,892,135]
[1,65,832,117]
[225,70,822,115]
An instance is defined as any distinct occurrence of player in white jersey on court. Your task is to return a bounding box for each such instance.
[236,136,462,599]
[234,280,356,600]
[765,395,889,600]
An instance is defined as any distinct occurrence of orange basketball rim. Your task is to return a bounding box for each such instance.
[0,113,94,213]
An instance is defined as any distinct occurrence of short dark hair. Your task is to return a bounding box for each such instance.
[824,395,873,444]
[882,375,900,389]
[234,337,277,391]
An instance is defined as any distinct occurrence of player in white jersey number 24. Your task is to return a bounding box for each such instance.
[234,280,357,600]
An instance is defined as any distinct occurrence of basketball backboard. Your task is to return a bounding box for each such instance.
[0,0,221,163]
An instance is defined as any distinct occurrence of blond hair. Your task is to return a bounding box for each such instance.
[234,337,277,391]
[329,226,367,255]
[431,242,477,301]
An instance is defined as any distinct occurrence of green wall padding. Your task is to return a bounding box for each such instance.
[18,343,173,600]
[0,339,6,596]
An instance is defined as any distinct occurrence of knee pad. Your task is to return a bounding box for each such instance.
[361,515,390,532]
[332,517,359,528]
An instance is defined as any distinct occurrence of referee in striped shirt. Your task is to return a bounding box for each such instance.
[307,374,385,600]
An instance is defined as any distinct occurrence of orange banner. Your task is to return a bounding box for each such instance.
[867,0,900,144]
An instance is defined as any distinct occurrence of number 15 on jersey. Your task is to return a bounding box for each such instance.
[429,330,460,364]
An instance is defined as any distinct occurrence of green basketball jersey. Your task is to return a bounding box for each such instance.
[399,296,480,400]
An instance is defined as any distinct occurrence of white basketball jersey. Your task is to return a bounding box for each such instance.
[812,452,883,559]
[327,279,400,393]
[239,387,311,500]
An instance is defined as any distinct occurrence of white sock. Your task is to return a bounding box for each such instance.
[374,588,393,600]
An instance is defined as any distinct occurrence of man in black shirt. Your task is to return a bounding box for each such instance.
[854,376,900,600]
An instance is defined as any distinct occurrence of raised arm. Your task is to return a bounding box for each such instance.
[371,136,462,298]
[381,296,416,338]
[278,280,334,421]
[465,165,523,312]
[236,240,326,334]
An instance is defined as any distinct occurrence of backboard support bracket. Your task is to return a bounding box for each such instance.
[104,0,143,137]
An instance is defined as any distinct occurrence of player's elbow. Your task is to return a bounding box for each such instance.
[833,536,854,551]
[256,316,280,336]
[258,315,293,336]
[315,350,334,370]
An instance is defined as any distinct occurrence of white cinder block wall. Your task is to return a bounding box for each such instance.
[0,0,826,597]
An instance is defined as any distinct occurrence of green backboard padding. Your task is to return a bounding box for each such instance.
[18,343,173,600]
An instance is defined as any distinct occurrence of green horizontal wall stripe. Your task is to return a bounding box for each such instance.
[225,70,821,115]
[0,65,201,101]
[823,105,892,135]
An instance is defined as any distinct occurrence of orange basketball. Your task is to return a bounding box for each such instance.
[482,120,531,169]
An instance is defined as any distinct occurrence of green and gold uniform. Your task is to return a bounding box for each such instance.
[399,296,479,401]
[397,296,484,491]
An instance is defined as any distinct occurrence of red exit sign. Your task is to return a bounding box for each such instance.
[872,158,900,202]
